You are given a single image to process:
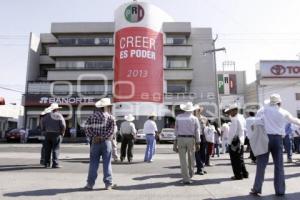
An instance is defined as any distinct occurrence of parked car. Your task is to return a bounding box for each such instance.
[159,128,176,143]
[27,128,44,142]
[135,129,146,144]
[5,128,25,142]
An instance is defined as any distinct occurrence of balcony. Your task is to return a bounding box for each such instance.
[51,22,115,34]
[163,22,191,35]
[48,46,114,57]
[164,45,192,56]
[164,93,195,105]
[27,82,112,95]
[47,69,113,81]
[40,55,55,64]
[164,68,193,80]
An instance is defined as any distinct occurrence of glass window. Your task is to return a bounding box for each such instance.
[166,35,187,45]
[28,117,38,129]
[58,36,113,46]
[56,60,112,69]
[166,57,188,68]
[167,81,189,93]
[85,61,112,69]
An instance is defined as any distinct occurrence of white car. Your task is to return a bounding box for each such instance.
[135,129,146,143]
[159,128,176,143]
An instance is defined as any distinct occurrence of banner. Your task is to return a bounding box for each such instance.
[114,2,171,103]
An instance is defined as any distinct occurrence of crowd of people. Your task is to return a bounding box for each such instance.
[38,94,300,196]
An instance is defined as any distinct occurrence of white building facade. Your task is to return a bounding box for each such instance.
[256,60,300,118]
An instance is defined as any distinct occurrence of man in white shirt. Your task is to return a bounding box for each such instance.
[143,113,158,162]
[120,114,137,163]
[225,104,248,180]
[173,102,201,184]
[245,111,257,163]
[251,94,300,197]
[220,122,230,154]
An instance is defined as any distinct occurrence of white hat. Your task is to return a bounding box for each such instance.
[95,98,112,108]
[180,102,199,112]
[40,107,51,115]
[48,103,62,111]
[124,114,135,121]
[269,94,282,105]
[224,103,239,113]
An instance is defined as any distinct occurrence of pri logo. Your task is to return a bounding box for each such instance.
[125,4,144,23]
[271,65,286,76]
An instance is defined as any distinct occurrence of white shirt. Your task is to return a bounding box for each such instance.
[220,123,230,140]
[228,114,246,145]
[257,105,300,136]
[204,125,215,143]
[143,119,158,135]
[245,116,256,139]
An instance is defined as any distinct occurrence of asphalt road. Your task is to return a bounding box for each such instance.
[0,143,300,200]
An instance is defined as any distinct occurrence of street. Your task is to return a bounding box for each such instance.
[0,143,300,200]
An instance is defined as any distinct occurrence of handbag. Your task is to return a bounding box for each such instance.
[249,124,269,156]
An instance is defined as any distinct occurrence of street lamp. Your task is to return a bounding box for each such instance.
[203,35,226,126]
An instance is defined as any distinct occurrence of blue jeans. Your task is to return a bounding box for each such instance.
[284,135,293,159]
[144,134,156,162]
[87,140,112,187]
[253,135,285,195]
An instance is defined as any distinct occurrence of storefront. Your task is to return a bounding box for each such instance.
[257,60,300,117]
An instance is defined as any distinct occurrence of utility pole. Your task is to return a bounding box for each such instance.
[203,35,226,126]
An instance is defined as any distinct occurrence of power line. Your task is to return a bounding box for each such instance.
[0,86,24,93]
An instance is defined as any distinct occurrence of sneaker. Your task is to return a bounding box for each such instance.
[249,188,261,196]
[182,180,193,185]
[105,184,117,190]
[287,159,293,163]
[52,165,62,168]
[84,184,93,190]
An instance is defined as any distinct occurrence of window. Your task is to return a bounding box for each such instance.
[40,65,54,77]
[56,59,112,69]
[167,81,189,93]
[58,36,113,46]
[166,35,187,45]
[295,93,300,100]
[166,57,188,68]
[28,117,38,129]
[297,110,300,118]
[41,44,50,55]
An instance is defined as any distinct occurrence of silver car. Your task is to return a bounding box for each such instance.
[159,128,176,143]
[135,129,146,144]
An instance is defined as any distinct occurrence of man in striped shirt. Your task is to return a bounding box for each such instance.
[84,98,116,190]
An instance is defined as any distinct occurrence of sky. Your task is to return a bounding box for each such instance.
[1,0,300,104]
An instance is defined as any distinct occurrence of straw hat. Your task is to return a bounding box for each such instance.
[180,102,199,112]
[95,98,112,108]
[124,114,135,122]
[224,103,239,113]
[48,103,62,111]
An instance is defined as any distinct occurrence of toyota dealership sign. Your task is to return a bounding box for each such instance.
[260,60,300,78]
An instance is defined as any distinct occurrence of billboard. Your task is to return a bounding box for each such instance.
[260,60,300,78]
[113,2,172,116]
[114,3,171,103]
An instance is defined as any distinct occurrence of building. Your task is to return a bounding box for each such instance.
[254,60,300,118]
[0,104,24,138]
[23,2,217,137]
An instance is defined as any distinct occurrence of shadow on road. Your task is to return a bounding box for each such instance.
[3,188,100,197]
[202,192,300,200]
[0,164,44,172]
[117,176,233,191]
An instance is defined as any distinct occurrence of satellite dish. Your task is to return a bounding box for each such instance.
[0,97,5,105]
